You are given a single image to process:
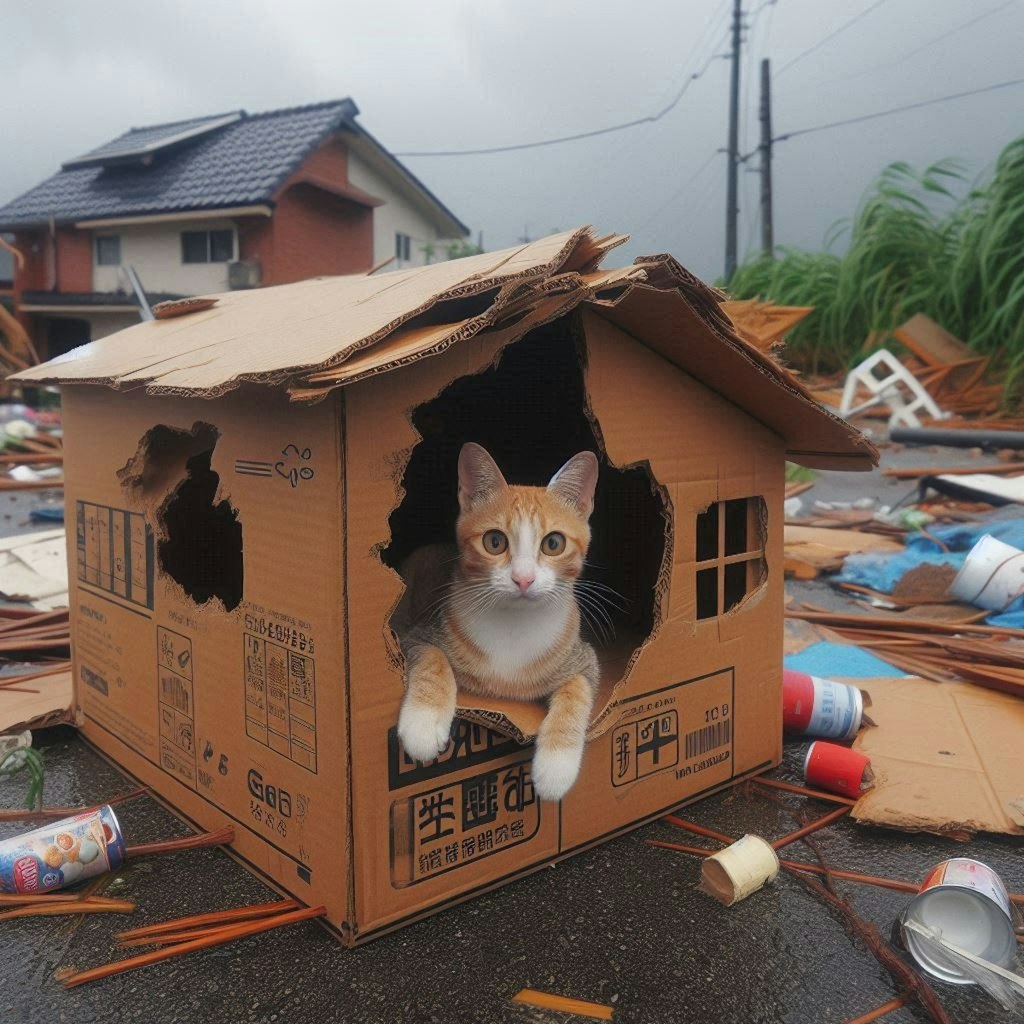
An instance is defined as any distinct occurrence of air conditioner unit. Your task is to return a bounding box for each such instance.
[228,260,261,290]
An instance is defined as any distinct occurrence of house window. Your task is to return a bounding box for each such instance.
[182,229,234,264]
[695,497,767,620]
[95,235,121,266]
[395,232,411,263]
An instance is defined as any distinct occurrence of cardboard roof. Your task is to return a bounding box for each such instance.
[12,226,877,470]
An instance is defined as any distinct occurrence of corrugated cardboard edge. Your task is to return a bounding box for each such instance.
[9,227,876,471]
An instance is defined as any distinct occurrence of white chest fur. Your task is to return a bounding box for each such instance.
[457,599,570,683]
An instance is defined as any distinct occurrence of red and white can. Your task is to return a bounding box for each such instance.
[898,858,1018,985]
[803,741,871,799]
[783,669,863,740]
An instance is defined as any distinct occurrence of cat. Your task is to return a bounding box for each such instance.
[395,441,601,801]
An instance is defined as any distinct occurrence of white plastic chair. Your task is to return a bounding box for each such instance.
[839,349,948,428]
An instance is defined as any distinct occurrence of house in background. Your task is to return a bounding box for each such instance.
[0,99,468,360]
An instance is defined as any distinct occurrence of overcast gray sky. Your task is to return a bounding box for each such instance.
[4,0,1023,281]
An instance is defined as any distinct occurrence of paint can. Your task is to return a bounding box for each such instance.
[950,534,1024,611]
[897,858,1018,985]
[699,834,780,906]
[0,805,126,894]
[783,669,864,740]
[803,741,871,799]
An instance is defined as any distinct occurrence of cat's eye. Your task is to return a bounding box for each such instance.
[541,532,566,555]
[482,530,508,555]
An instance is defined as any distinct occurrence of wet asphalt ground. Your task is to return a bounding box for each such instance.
[1,439,1021,1024]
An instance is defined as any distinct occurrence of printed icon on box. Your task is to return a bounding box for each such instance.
[203,741,214,762]
[218,754,229,776]
[177,649,191,672]
[274,444,315,488]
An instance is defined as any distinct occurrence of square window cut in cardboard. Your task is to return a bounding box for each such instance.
[11,227,876,945]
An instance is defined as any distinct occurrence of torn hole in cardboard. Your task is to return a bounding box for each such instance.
[380,314,669,745]
[120,422,243,611]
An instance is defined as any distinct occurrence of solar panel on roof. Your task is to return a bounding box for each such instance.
[62,112,245,170]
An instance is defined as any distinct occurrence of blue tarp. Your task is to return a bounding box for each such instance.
[836,518,1024,627]
[784,641,907,678]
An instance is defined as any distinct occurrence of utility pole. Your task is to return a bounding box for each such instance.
[724,0,742,280]
[759,58,774,257]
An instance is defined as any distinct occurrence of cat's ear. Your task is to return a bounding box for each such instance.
[458,443,508,510]
[548,451,599,518]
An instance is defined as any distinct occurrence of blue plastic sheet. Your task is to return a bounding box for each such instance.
[836,517,1024,625]
[784,641,907,678]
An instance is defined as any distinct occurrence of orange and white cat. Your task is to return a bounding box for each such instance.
[395,442,600,801]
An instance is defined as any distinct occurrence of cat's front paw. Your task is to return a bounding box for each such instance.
[531,744,583,802]
[398,701,453,762]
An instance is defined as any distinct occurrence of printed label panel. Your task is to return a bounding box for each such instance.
[242,632,317,773]
[390,758,541,887]
[610,669,734,790]
[76,501,154,610]
[156,627,196,789]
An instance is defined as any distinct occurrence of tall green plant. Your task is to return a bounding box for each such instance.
[726,136,1024,398]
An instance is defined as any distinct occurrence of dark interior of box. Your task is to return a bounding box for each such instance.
[383,315,668,693]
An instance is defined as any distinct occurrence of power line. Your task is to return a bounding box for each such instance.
[774,0,889,78]
[824,0,1018,86]
[394,34,730,158]
[774,75,1024,142]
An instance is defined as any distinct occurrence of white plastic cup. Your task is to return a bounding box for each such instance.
[699,834,780,906]
[950,535,1024,611]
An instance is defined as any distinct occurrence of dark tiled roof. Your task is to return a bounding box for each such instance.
[0,100,358,228]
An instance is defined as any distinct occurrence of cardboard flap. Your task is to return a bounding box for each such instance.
[12,226,875,470]
[852,675,1024,837]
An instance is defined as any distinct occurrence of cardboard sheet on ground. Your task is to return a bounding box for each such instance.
[0,529,68,608]
[851,675,1024,837]
[0,670,74,735]
[783,525,901,574]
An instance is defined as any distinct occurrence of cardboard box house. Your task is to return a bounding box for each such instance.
[13,227,876,944]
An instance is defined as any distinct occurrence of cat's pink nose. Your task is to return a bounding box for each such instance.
[512,572,535,593]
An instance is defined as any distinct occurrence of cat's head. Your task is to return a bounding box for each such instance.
[455,442,598,604]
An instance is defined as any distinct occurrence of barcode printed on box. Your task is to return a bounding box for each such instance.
[684,719,731,760]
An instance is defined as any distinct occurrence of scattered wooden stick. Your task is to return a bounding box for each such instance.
[0,893,127,907]
[0,898,135,921]
[0,479,64,491]
[511,988,613,1021]
[751,777,857,806]
[772,806,851,851]
[843,994,910,1024]
[883,463,1024,479]
[58,904,327,988]
[663,815,733,845]
[787,872,951,1024]
[0,785,149,823]
[648,839,924,895]
[116,898,299,940]
[125,826,233,858]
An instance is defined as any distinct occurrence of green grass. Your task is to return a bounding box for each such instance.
[725,135,1024,399]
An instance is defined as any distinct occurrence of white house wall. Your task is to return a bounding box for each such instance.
[346,152,454,268]
[92,219,237,296]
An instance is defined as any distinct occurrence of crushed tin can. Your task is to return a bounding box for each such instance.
[0,805,126,894]
[783,669,864,740]
[895,858,1019,985]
